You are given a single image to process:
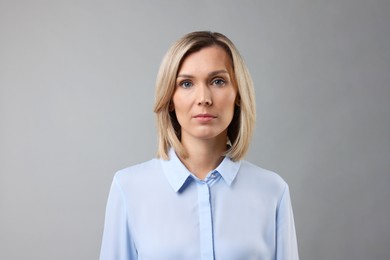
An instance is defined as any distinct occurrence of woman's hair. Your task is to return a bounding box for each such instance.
[153,31,256,161]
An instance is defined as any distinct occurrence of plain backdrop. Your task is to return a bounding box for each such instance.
[1,0,389,259]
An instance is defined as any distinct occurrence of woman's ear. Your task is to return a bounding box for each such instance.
[235,96,241,107]
[169,101,175,111]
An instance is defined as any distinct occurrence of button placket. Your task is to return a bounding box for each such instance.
[197,181,214,260]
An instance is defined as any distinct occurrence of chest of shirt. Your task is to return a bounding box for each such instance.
[125,181,277,260]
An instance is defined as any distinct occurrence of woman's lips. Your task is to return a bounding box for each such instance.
[193,114,216,122]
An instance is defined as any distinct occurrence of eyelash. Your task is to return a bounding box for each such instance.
[212,78,226,86]
[179,81,193,88]
[177,78,227,88]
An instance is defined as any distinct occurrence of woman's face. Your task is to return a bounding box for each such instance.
[172,46,237,143]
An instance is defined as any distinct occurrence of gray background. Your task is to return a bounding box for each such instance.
[1,0,389,259]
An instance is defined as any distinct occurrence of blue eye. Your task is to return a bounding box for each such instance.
[179,81,193,88]
[212,78,226,86]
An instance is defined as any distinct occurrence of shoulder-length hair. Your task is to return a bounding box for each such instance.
[153,31,256,161]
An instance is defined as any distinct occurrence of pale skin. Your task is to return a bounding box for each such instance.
[172,46,237,179]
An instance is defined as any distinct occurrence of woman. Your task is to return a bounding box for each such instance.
[100,31,299,260]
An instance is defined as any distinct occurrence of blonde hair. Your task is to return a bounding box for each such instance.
[153,31,256,161]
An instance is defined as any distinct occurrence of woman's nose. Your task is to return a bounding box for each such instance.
[197,85,213,106]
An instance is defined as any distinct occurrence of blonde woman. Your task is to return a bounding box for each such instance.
[100,31,299,260]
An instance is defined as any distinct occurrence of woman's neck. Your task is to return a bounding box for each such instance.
[179,134,227,180]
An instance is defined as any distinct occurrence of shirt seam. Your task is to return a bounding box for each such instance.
[113,174,138,255]
[276,182,288,213]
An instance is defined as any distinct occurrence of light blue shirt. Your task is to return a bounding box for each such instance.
[100,149,299,260]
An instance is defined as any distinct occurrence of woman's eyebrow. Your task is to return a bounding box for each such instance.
[176,74,194,79]
[177,70,229,79]
[208,70,229,77]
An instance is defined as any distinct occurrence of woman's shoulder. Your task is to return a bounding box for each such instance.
[238,160,288,192]
[114,158,161,183]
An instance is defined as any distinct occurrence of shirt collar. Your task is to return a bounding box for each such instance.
[160,148,241,192]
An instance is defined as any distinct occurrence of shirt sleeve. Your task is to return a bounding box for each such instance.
[100,175,137,260]
[276,184,299,260]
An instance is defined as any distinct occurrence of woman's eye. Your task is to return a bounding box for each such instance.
[212,78,226,86]
[179,81,193,88]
